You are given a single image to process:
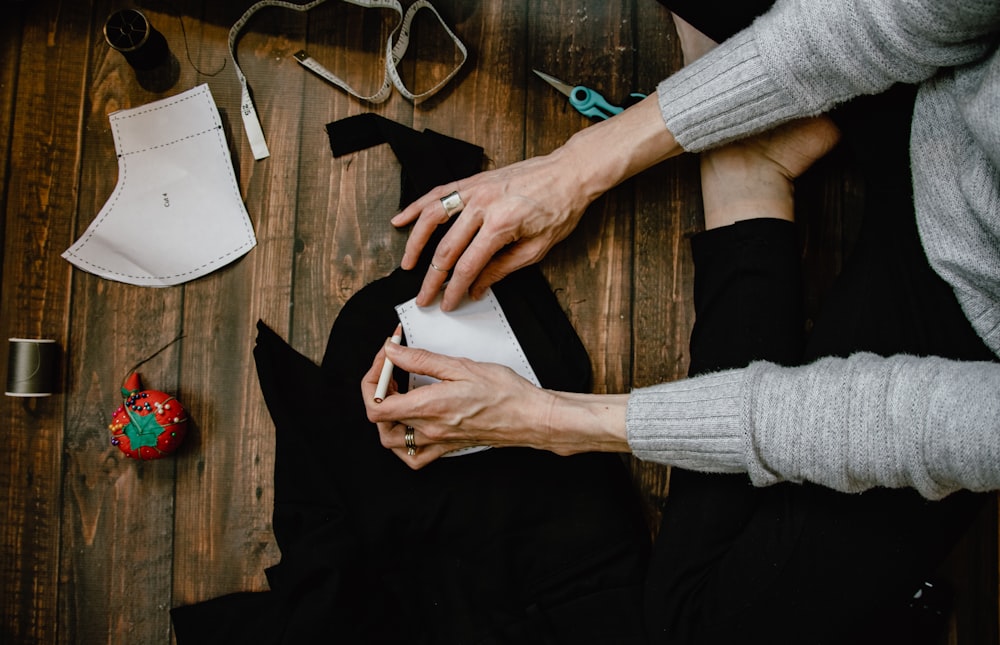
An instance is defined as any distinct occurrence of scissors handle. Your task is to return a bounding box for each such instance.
[569,86,621,119]
[570,86,646,120]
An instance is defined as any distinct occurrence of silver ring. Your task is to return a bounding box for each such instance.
[440,191,464,219]
[429,262,448,272]
[404,426,417,456]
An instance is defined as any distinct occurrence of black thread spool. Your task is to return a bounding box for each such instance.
[5,339,58,397]
[104,8,179,92]
[104,8,170,71]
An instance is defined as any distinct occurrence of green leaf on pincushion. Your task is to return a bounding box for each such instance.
[123,410,164,449]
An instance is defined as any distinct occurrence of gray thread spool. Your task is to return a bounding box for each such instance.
[6,339,57,397]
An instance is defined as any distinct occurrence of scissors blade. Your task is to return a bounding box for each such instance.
[533,69,574,98]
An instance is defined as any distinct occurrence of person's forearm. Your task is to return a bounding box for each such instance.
[542,391,631,455]
[552,94,682,200]
[660,0,1000,153]
[627,354,1000,499]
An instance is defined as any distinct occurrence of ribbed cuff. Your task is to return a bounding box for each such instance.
[656,29,801,152]
[626,369,747,473]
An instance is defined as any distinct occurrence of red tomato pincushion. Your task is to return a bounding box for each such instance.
[109,372,188,459]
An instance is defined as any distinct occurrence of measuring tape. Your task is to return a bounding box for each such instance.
[229,0,467,160]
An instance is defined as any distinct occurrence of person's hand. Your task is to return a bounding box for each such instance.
[391,95,682,312]
[362,340,559,468]
[361,339,631,469]
[391,149,596,312]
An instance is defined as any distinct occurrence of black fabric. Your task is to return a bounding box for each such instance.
[171,116,651,643]
[657,0,774,43]
[644,219,990,645]
[173,308,650,644]
[326,113,485,210]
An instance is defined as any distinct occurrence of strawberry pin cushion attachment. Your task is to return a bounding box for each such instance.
[109,372,188,459]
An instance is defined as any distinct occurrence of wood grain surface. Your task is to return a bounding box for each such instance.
[0,1,995,643]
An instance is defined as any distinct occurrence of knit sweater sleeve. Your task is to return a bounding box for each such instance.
[626,353,1000,500]
[658,0,1000,152]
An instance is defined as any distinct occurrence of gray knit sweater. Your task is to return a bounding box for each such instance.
[628,0,1000,499]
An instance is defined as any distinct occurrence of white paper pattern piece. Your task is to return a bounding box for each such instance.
[395,286,541,456]
[395,287,540,388]
[63,84,255,286]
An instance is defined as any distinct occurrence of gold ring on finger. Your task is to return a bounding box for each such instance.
[404,426,417,456]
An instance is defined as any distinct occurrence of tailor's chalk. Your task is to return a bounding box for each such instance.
[373,324,402,403]
[6,338,58,397]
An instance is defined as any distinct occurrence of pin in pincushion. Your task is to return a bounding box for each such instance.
[109,372,188,459]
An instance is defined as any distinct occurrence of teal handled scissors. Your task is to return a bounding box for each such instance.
[534,69,645,120]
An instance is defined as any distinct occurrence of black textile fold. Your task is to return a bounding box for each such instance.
[170,274,651,645]
[658,0,774,43]
[326,112,485,210]
[172,115,650,644]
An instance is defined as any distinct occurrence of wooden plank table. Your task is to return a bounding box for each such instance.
[0,1,995,642]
